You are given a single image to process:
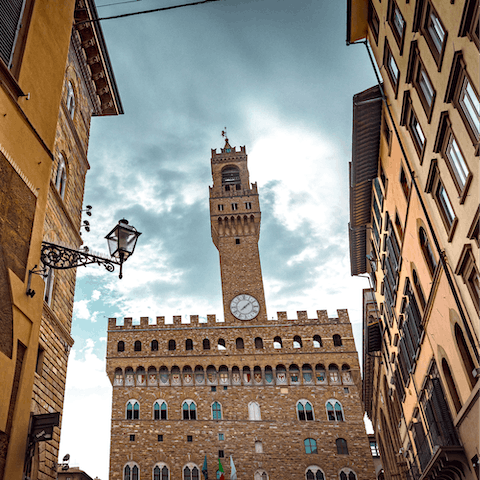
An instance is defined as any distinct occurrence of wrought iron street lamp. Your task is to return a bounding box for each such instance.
[27,219,141,297]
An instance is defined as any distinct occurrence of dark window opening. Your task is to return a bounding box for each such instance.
[134,341,141,352]
[168,339,176,351]
[151,340,158,351]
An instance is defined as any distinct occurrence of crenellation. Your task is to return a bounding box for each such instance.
[173,315,182,325]
[124,317,132,328]
[140,317,149,327]
[277,311,287,321]
[190,315,199,324]
[297,310,308,321]
[207,314,216,323]
[156,316,165,326]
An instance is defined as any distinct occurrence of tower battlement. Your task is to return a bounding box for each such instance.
[211,145,246,157]
[107,309,350,330]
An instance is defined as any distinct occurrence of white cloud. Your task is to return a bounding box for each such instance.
[91,290,101,301]
[73,299,90,320]
[59,341,112,479]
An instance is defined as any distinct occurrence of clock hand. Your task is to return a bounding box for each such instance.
[240,304,250,311]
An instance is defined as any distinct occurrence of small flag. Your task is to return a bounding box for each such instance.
[230,456,237,480]
[218,458,225,480]
[202,455,208,479]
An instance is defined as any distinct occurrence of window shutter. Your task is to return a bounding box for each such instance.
[0,0,26,67]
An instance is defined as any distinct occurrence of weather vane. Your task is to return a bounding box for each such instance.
[221,126,228,142]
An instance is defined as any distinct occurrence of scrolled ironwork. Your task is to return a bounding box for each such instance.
[40,242,119,273]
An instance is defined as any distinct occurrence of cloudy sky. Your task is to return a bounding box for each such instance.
[59,1,377,477]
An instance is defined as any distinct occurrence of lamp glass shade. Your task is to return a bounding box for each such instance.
[106,219,141,261]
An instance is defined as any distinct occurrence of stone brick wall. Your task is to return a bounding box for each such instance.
[107,310,376,480]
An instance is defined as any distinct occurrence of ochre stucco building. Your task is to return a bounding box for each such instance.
[347,1,479,479]
[0,1,121,479]
[106,141,376,480]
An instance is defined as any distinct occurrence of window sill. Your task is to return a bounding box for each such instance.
[0,59,25,99]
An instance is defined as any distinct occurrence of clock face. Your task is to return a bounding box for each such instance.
[230,294,260,320]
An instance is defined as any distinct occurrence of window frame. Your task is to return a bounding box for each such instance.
[401,91,426,163]
[455,244,480,314]
[434,112,472,202]
[426,159,458,241]
[407,42,436,121]
[211,401,222,420]
[387,0,406,54]
[415,0,447,69]
[383,40,400,98]
[154,400,168,420]
[445,51,480,154]
[304,438,318,454]
[297,400,315,421]
[459,0,479,49]
[336,438,349,455]
[368,0,380,45]
[182,400,197,420]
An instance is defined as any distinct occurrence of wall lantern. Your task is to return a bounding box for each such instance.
[26,219,141,297]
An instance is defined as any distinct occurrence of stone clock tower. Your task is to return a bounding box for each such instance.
[209,138,267,322]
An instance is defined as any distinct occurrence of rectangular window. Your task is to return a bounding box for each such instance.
[158,435,163,442]
[130,435,135,441]
[235,238,240,245]
[374,177,384,209]
[218,450,224,458]
[211,386,216,392]
[400,166,410,199]
[424,2,446,66]
[395,212,404,242]
[373,195,382,232]
[383,117,392,154]
[187,435,193,442]
[445,52,480,152]
[231,203,238,211]
[456,245,480,314]
[409,108,426,159]
[436,182,455,228]
[459,76,480,138]
[384,41,400,96]
[459,0,479,49]
[434,112,472,202]
[407,43,436,123]
[35,346,45,375]
[218,204,224,211]
[368,0,380,44]
[245,202,252,209]
[370,440,380,457]
[219,433,224,441]
[388,0,406,52]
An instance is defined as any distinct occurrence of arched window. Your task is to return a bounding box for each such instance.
[114,368,123,386]
[329,364,340,383]
[117,341,125,352]
[419,227,437,275]
[255,440,263,453]
[183,465,200,480]
[326,400,344,421]
[304,438,318,454]
[126,400,139,419]
[254,470,268,480]
[276,365,287,384]
[293,336,303,348]
[67,81,75,118]
[313,335,322,348]
[203,339,210,350]
[297,400,314,421]
[412,269,426,310]
[339,469,357,480]
[454,323,477,388]
[217,338,226,350]
[255,337,264,349]
[442,358,462,413]
[230,366,240,384]
[151,340,158,351]
[212,401,222,419]
[336,438,349,454]
[253,366,262,384]
[333,334,343,346]
[154,464,169,480]
[124,463,139,480]
[273,336,282,349]
[154,400,167,420]
[134,340,141,352]
[55,154,67,199]
[171,366,181,385]
[182,400,197,420]
[236,337,244,349]
[248,401,261,420]
[186,339,193,351]
[183,365,193,385]
[221,166,241,189]
[168,339,176,351]
[306,467,325,480]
